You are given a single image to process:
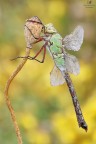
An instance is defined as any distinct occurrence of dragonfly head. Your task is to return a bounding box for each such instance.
[44,23,57,34]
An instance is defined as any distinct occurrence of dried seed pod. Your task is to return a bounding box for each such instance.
[24,16,44,48]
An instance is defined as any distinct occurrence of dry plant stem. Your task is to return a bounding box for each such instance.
[4,48,30,144]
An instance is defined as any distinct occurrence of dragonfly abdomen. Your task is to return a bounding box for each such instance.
[53,53,66,71]
[62,71,88,131]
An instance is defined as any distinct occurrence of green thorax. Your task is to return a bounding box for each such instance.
[49,33,65,71]
[49,33,62,54]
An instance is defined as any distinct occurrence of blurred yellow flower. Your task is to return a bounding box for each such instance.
[19,113,38,130]
[92,130,96,142]
[27,130,51,144]
[51,112,75,143]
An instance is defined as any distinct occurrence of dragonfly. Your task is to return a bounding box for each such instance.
[13,22,88,131]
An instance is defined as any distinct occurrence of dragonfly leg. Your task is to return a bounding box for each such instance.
[27,42,47,63]
[25,24,45,42]
[11,42,47,63]
[10,56,42,63]
[26,18,43,25]
[10,56,29,61]
[33,37,44,44]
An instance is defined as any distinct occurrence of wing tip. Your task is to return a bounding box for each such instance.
[75,25,84,34]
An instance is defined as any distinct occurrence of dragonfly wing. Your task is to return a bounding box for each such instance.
[50,65,65,86]
[63,26,84,51]
[65,53,80,75]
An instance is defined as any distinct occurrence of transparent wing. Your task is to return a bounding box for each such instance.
[63,26,84,51]
[65,53,80,75]
[50,65,65,86]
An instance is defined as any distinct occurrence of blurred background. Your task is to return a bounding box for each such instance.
[0,0,96,144]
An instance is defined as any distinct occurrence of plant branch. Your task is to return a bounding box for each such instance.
[4,48,30,144]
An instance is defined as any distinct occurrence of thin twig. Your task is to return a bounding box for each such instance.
[4,48,30,144]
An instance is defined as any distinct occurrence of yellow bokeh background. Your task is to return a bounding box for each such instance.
[0,0,96,144]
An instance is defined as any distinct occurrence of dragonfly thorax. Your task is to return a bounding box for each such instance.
[46,33,66,72]
[45,23,57,34]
